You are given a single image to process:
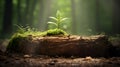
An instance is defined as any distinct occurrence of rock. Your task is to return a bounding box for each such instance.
[24,55,31,58]
[83,56,93,61]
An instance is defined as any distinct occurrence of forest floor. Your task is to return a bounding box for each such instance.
[0,54,120,67]
[0,36,120,67]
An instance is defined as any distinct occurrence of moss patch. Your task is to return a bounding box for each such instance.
[46,29,68,36]
[11,28,68,38]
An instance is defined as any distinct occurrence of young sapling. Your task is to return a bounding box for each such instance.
[48,10,68,29]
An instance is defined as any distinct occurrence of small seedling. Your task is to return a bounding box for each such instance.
[15,24,37,34]
[48,10,68,29]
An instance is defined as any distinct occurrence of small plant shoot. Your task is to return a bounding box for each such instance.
[46,10,68,36]
[48,10,68,29]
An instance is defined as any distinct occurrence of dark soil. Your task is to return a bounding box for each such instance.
[0,54,120,67]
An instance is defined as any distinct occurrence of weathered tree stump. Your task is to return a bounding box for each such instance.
[6,35,113,57]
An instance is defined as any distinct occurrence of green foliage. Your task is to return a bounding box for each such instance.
[11,25,44,40]
[11,25,68,40]
[48,10,68,29]
[47,10,68,36]
[15,25,37,34]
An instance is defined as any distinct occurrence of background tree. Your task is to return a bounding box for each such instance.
[95,0,101,33]
[71,0,77,34]
[38,0,53,31]
[29,0,38,26]
[1,0,13,38]
[17,0,22,24]
[112,0,120,34]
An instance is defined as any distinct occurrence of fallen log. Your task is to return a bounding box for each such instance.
[6,35,113,57]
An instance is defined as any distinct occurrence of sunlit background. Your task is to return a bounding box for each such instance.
[0,0,120,38]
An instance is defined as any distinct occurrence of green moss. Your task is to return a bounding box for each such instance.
[46,28,68,36]
[11,28,67,39]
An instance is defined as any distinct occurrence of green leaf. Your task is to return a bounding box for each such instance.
[47,10,68,30]
[61,18,68,22]
[49,17,58,21]
[48,22,57,26]
[56,10,61,19]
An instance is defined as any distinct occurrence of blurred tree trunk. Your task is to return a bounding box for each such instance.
[71,0,77,34]
[24,0,30,25]
[16,0,43,27]
[29,0,38,26]
[95,0,101,33]
[44,0,53,30]
[112,0,120,34]
[38,0,52,31]
[1,0,13,37]
[37,0,44,29]
[17,0,22,24]
[0,0,4,25]
[17,0,38,27]
[38,0,45,30]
